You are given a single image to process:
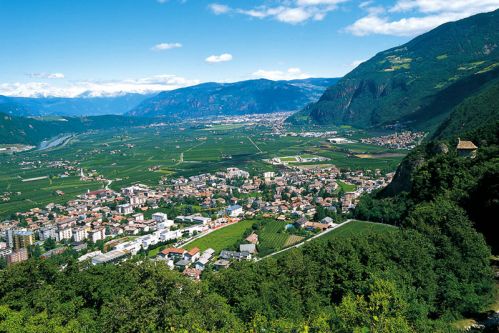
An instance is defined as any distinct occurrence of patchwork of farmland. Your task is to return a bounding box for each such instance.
[0,123,406,219]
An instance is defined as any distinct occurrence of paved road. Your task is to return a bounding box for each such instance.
[247,136,263,153]
[257,219,355,261]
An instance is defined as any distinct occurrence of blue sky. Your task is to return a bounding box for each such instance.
[0,0,497,97]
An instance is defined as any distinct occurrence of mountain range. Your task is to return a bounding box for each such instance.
[0,113,152,145]
[126,78,338,118]
[0,93,153,117]
[288,9,499,133]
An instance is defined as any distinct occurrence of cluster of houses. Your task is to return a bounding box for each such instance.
[1,166,392,269]
[360,131,425,149]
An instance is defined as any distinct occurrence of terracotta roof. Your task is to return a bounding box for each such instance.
[187,247,200,256]
[245,233,259,244]
[161,248,186,255]
[457,139,477,150]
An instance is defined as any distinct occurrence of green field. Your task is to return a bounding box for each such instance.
[258,220,289,255]
[185,219,255,253]
[337,180,357,192]
[314,221,397,243]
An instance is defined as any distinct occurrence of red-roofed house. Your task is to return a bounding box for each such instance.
[160,247,186,260]
[184,247,201,262]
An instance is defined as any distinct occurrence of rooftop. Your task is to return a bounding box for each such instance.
[457,139,478,150]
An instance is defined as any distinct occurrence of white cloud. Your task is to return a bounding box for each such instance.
[210,0,347,24]
[151,42,182,51]
[27,72,65,79]
[252,67,310,80]
[238,5,330,24]
[0,75,200,98]
[209,3,230,15]
[346,0,499,36]
[205,53,233,63]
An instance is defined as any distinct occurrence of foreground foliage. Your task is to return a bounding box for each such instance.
[0,195,493,332]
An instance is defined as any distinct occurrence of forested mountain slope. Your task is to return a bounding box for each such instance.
[128,78,338,119]
[289,9,499,130]
[0,113,151,145]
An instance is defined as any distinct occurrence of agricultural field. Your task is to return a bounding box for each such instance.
[258,220,289,255]
[185,219,310,257]
[0,122,407,219]
[314,220,397,243]
[284,235,305,247]
[185,219,255,253]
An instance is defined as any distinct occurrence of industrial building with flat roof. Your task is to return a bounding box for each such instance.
[91,250,130,265]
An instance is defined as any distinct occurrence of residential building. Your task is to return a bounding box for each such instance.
[0,248,12,258]
[88,228,106,243]
[72,227,87,243]
[239,243,257,254]
[220,250,252,261]
[7,248,29,265]
[13,231,34,250]
[57,227,73,242]
[117,203,133,215]
[39,227,57,241]
[214,259,231,270]
[160,248,186,260]
[457,138,478,158]
[245,233,259,244]
[133,213,144,222]
[226,205,243,217]
[184,247,201,262]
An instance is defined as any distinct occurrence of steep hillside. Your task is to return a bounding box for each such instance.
[127,78,337,118]
[433,77,499,139]
[0,113,152,145]
[289,9,499,129]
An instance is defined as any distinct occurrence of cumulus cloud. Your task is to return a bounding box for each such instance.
[0,75,200,98]
[208,0,347,24]
[252,67,310,80]
[205,53,233,63]
[346,0,499,36]
[151,42,182,51]
[209,3,230,15]
[27,72,65,79]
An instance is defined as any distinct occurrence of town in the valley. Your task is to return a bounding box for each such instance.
[0,162,393,280]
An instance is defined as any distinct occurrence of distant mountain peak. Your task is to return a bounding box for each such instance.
[127,78,339,118]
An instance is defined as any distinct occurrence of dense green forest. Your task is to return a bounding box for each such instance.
[355,119,498,253]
